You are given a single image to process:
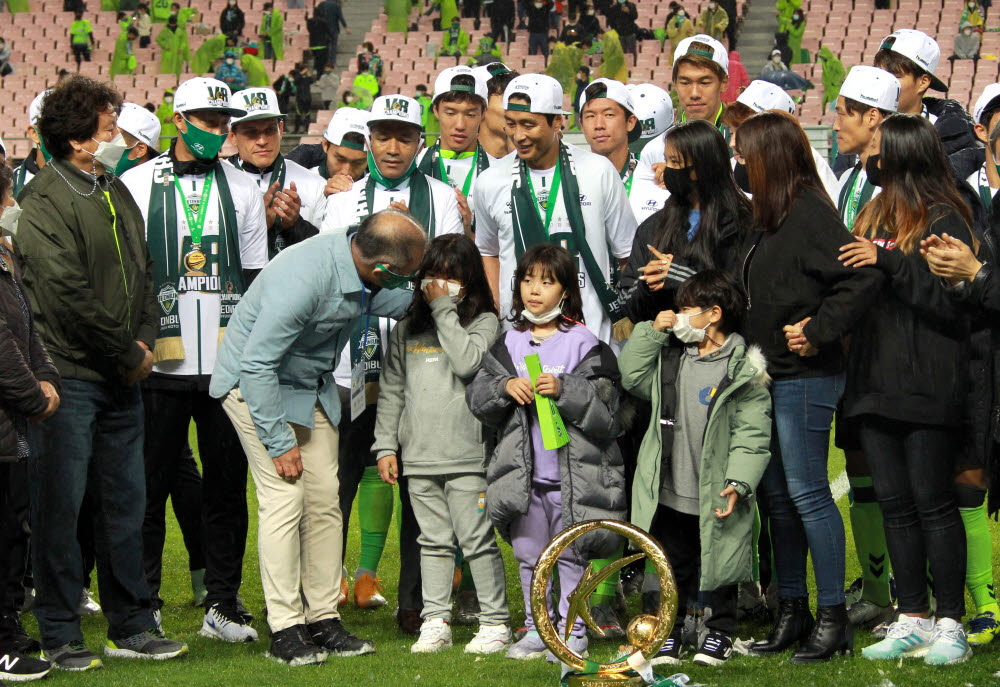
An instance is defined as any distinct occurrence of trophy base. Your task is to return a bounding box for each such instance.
[566,674,646,687]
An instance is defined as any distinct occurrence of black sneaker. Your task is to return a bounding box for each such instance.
[235,595,254,623]
[693,631,734,666]
[0,651,51,681]
[307,619,375,657]
[650,631,683,666]
[40,642,102,672]
[267,625,326,666]
[0,612,40,654]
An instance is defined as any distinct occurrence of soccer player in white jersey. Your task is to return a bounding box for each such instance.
[320,94,463,237]
[120,76,268,644]
[226,87,327,257]
[473,73,637,345]
[417,65,498,234]
[115,103,163,174]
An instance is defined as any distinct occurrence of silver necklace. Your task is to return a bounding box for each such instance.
[50,157,101,198]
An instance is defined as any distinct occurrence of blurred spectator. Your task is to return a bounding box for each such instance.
[70,10,95,71]
[0,38,12,77]
[608,0,638,58]
[215,49,247,90]
[469,36,503,64]
[316,0,350,67]
[526,0,552,61]
[157,15,189,75]
[573,64,590,114]
[489,0,515,43]
[260,2,284,60]
[440,16,470,57]
[774,30,792,64]
[292,61,314,133]
[696,0,729,42]
[220,0,246,39]
[775,0,801,26]
[110,25,140,77]
[779,7,805,64]
[665,5,694,64]
[723,49,751,102]
[274,67,296,114]
[316,64,340,109]
[579,3,602,40]
[560,13,585,44]
[761,48,787,75]
[307,11,331,72]
[952,21,981,62]
[719,0,738,48]
[962,0,986,29]
[136,3,152,48]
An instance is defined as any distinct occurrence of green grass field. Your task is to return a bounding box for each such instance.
[21,430,1000,687]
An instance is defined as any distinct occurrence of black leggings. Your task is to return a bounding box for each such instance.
[859,417,966,620]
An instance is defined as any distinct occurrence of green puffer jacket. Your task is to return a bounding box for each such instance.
[15,159,158,384]
[619,321,772,591]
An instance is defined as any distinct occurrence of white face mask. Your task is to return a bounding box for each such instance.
[87,133,129,171]
[672,310,708,343]
[677,9,685,16]
[772,54,782,62]
[420,278,463,303]
[522,299,563,325]
[226,57,235,65]
[0,201,21,238]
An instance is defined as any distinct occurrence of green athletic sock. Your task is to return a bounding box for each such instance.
[357,465,393,574]
[848,476,892,607]
[961,502,999,614]
[751,505,761,582]
[589,544,625,607]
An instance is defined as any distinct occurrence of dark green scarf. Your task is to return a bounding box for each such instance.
[357,153,436,236]
[510,143,626,330]
[232,153,287,258]
[147,156,245,362]
[838,163,876,231]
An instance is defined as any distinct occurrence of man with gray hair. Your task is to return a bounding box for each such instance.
[209,208,425,666]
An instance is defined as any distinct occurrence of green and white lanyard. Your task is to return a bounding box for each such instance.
[978,165,993,210]
[526,163,562,236]
[439,149,478,196]
[174,170,214,248]
[840,166,875,230]
[620,152,638,197]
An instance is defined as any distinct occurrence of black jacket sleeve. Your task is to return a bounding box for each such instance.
[0,308,50,417]
[280,217,320,247]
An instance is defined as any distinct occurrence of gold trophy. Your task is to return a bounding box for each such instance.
[530,520,678,687]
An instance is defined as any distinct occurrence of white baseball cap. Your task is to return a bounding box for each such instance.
[578,78,641,142]
[974,83,1000,125]
[368,94,424,130]
[737,80,796,114]
[230,88,284,126]
[29,90,50,128]
[503,73,566,116]
[432,66,489,106]
[173,77,246,117]
[878,29,947,92]
[626,83,674,139]
[0,134,5,158]
[117,103,162,151]
[839,66,900,113]
[324,107,371,150]
[471,61,513,87]
[673,34,729,76]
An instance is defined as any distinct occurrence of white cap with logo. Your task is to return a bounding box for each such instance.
[29,90,50,128]
[674,34,729,75]
[118,102,162,151]
[974,83,1000,126]
[230,88,284,125]
[626,83,674,139]
[368,94,424,130]
[324,107,371,150]
[878,29,948,92]
[173,77,247,117]
[737,80,796,114]
[503,73,566,115]
[471,61,513,88]
[432,66,489,106]
[839,66,900,113]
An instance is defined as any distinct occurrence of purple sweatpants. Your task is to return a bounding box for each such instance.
[510,485,586,637]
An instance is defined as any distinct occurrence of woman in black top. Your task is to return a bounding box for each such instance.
[737,110,880,663]
[619,119,752,324]
[839,114,974,664]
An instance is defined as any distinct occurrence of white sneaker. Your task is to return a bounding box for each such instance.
[78,590,101,617]
[862,614,934,660]
[465,624,512,655]
[199,604,259,643]
[411,618,452,653]
[925,618,972,666]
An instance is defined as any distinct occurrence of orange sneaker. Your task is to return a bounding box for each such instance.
[354,573,387,609]
[338,571,350,607]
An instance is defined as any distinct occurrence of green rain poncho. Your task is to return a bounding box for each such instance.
[101,0,119,10]
[775,0,801,26]
[191,33,227,74]
[157,24,189,75]
[440,22,469,56]
[263,8,284,60]
[468,36,502,65]
[110,29,137,77]
[545,42,582,94]
[437,0,459,27]
[353,71,380,100]
[156,92,177,150]
[780,13,806,64]
[598,30,627,82]
[151,0,171,21]
[818,45,845,111]
[7,0,29,12]
[242,53,269,87]
[386,0,409,32]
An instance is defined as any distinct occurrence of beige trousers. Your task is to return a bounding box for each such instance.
[222,389,343,633]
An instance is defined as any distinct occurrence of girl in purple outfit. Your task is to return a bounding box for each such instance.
[466,245,626,663]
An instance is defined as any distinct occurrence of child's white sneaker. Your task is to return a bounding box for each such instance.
[506,630,547,660]
[465,624,512,654]
[411,618,452,653]
[924,618,972,666]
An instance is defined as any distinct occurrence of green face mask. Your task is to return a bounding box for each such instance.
[114,145,142,176]
[367,149,418,187]
[374,264,414,290]
[38,136,53,162]
[180,115,228,160]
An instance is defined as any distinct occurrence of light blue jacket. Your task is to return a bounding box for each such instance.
[210,230,411,457]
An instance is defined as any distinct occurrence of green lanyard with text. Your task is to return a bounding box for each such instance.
[173,170,214,247]
[439,149,478,197]
[526,161,562,236]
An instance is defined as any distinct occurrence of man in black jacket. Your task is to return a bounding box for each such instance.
[525,0,552,63]
[315,0,350,68]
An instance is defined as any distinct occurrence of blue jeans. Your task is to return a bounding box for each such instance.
[29,379,154,649]
[760,373,846,607]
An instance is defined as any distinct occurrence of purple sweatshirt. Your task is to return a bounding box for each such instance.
[505,323,598,485]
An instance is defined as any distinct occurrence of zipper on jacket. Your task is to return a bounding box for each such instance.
[104,191,132,329]
[741,235,763,311]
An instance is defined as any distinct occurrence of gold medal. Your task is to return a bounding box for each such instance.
[183,247,208,275]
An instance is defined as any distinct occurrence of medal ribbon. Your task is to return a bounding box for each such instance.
[174,170,214,246]
[526,161,562,237]
[438,148,479,197]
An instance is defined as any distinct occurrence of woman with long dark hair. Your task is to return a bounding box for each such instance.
[838,114,975,666]
[737,110,880,663]
[619,119,753,324]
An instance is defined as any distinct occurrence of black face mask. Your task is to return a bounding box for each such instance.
[663,165,694,199]
[865,154,883,188]
[733,162,751,194]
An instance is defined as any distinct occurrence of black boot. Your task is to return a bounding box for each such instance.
[751,597,814,653]
[790,604,853,664]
